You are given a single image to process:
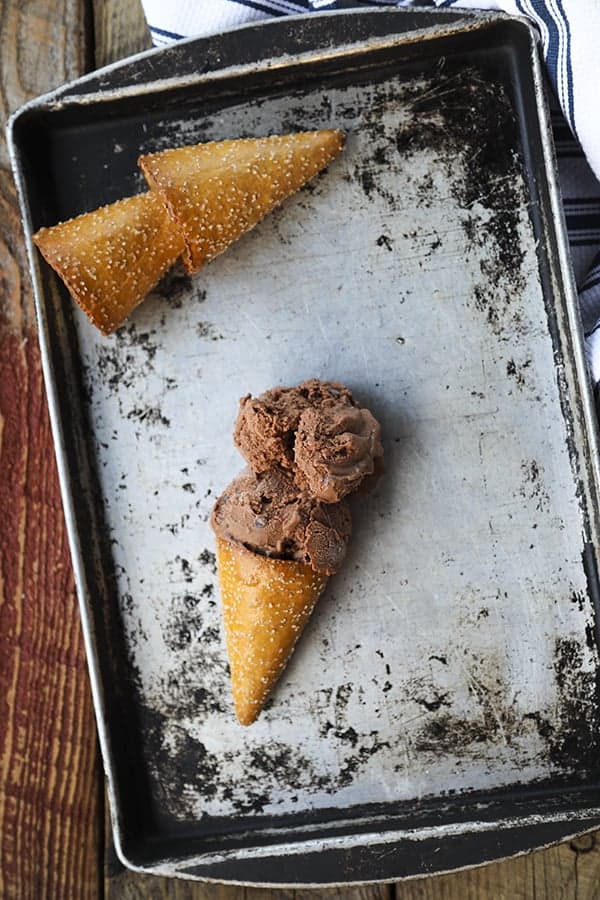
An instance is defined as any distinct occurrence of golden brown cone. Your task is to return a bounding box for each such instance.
[139,130,345,273]
[33,192,186,335]
[216,537,329,726]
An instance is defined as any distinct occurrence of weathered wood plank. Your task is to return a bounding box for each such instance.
[0,2,100,897]
[107,864,393,900]
[106,868,239,900]
[92,0,151,69]
[0,0,91,174]
[252,885,392,899]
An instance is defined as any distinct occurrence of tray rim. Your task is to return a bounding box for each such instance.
[7,7,487,114]
[8,6,600,885]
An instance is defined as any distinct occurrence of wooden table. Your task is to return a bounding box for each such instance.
[1,1,599,896]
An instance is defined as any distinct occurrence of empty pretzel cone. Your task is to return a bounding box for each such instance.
[33,192,186,335]
[138,130,345,273]
[216,537,329,726]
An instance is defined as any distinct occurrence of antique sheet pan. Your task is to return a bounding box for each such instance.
[9,7,600,886]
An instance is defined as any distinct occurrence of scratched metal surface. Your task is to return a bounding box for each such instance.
[66,57,600,829]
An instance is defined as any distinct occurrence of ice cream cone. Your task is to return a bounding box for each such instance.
[216,536,329,726]
[33,192,185,334]
[138,130,345,273]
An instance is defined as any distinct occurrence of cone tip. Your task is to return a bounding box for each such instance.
[234,702,260,727]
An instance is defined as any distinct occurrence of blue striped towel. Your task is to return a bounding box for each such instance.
[140,0,600,382]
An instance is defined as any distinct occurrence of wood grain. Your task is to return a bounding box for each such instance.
[92,0,151,70]
[0,0,91,326]
[107,866,393,900]
[246,886,392,899]
[0,3,100,898]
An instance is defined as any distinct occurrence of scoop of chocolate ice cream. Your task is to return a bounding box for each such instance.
[234,379,356,473]
[210,468,351,575]
[294,404,384,502]
[215,379,384,572]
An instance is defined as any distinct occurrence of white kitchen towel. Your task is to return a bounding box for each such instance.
[140,0,600,381]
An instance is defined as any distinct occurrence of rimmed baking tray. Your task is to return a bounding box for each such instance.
[9,7,600,886]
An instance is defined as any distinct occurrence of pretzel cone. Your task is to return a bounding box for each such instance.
[216,537,328,726]
[33,192,185,335]
[139,130,345,273]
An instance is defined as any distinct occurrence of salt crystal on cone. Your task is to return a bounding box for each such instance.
[33,192,185,335]
[138,130,345,273]
[216,537,329,726]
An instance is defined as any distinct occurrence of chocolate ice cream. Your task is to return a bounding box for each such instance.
[234,379,355,474]
[211,468,351,575]
[234,378,384,500]
[295,405,384,502]
[212,378,383,574]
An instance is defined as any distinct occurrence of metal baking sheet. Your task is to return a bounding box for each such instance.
[9,8,600,886]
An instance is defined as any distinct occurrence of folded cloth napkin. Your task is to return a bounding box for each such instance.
[140,0,600,382]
